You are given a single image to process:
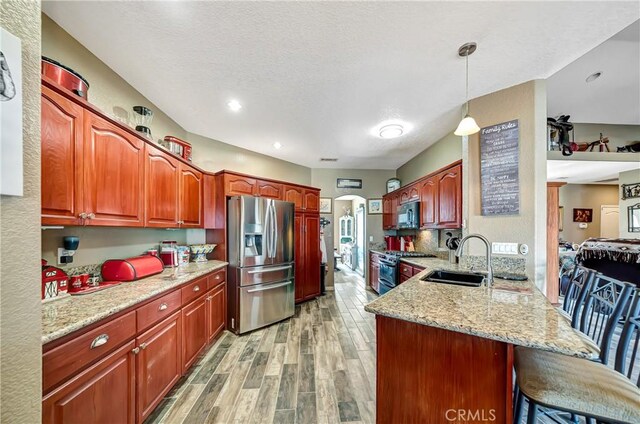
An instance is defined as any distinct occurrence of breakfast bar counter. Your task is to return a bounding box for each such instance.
[364,258,594,424]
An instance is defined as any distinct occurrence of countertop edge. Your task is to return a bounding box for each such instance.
[42,261,228,345]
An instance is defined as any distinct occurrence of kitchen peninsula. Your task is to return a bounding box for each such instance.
[364,258,594,424]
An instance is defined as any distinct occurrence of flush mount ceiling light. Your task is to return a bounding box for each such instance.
[273,142,282,149]
[227,99,242,112]
[454,42,481,137]
[585,72,602,83]
[379,124,404,139]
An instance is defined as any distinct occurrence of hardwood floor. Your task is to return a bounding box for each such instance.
[146,265,377,424]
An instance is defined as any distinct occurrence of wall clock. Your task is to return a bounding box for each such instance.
[386,178,401,193]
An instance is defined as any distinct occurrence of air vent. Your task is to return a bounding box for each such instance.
[320,158,338,162]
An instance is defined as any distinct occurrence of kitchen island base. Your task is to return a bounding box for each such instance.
[376,315,513,423]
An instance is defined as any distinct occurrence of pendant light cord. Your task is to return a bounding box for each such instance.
[465,53,470,116]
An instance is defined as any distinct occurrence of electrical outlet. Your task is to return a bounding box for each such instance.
[369,236,374,242]
[491,242,518,255]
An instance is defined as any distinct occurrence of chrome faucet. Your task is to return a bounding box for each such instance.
[455,234,494,287]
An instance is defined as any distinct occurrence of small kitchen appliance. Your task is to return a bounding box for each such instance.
[397,201,420,229]
[132,106,154,138]
[41,57,90,99]
[159,240,179,267]
[101,255,164,282]
[41,259,69,301]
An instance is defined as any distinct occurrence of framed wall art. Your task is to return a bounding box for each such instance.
[573,208,593,223]
[319,197,332,214]
[368,198,383,215]
[621,182,640,200]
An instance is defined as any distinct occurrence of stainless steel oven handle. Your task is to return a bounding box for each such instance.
[379,259,396,266]
[247,265,293,274]
[247,281,291,293]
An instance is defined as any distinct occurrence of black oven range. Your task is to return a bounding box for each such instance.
[377,251,436,295]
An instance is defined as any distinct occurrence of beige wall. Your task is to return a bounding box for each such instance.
[573,123,640,151]
[559,184,620,243]
[463,80,547,289]
[1,1,42,422]
[620,168,640,239]
[396,131,462,184]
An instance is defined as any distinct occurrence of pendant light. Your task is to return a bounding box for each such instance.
[454,42,480,136]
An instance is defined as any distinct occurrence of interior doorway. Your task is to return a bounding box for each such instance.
[600,205,620,238]
[333,195,367,279]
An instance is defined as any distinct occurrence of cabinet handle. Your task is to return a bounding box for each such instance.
[140,343,147,350]
[215,275,221,280]
[193,285,200,292]
[79,212,88,219]
[88,213,96,219]
[158,303,168,311]
[132,347,140,355]
[90,334,109,349]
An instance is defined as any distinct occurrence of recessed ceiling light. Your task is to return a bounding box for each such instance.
[379,124,404,139]
[273,142,282,149]
[585,72,602,83]
[227,100,242,112]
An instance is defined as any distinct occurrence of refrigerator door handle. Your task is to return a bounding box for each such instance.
[264,200,272,259]
[272,202,278,259]
[247,281,291,293]
[247,265,293,274]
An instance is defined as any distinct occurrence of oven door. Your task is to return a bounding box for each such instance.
[378,259,398,294]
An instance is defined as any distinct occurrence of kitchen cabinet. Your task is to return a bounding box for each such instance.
[399,185,420,204]
[206,282,226,343]
[400,263,413,279]
[181,296,208,372]
[294,212,321,303]
[41,86,84,226]
[369,252,380,293]
[437,164,462,228]
[83,111,145,226]
[223,174,257,196]
[390,194,399,228]
[178,165,203,227]
[419,177,438,228]
[383,197,393,229]
[304,190,320,212]
[256,180,283,199]
[399,273,410,283]
[285,185,304,211]
[135,312,182,423]
[412,265,425,276]
[43,341,136,424]
[145,144,180,227]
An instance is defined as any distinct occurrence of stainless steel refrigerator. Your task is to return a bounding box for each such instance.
[227,196,295,334]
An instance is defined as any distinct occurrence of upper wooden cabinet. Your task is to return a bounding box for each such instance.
[256,180,283,199]
[304,190,320,212]
[383,197,393,230]
[145,144,180,227]
[284,185,304,210]
[41,86,84,226]
[223,174,257,196]
[436,164,462,229]
[399,185,420,204]
[419,177,438,229]
[178,165,203,228]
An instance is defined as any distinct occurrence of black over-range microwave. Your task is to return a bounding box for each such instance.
[397,201,420,229]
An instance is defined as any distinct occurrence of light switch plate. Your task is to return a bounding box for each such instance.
[491,242,518,255]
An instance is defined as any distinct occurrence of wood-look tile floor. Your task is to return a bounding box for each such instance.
[147,265,377,424]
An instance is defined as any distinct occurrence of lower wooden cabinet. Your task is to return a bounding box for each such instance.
[181,296,208,372]
[135,311,182,423]
[206,283,226,343]
[294,212,321,303]
[369,253,380,293]
[43,340,136,424]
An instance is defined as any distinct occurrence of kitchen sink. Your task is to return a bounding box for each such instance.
[421,270,485,287]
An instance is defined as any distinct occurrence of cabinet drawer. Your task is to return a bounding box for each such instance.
[412,266,425,276]
[370,253,380,264]
[207,268,226,290]
[400,263,413,278]
[136,289,181,332]
[43,311,136,393]
[181,275,207,305]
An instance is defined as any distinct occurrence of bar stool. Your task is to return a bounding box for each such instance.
[560,265,597,328]
[513,274,637,423]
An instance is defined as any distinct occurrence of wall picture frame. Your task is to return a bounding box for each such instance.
[573,208,593,223]
[319,197,332,214]
[368,198,383,215]
[621,182,640,200]
[559,206,564,232]
[337,178,362,189]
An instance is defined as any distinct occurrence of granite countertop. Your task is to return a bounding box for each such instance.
[364,258,595,359]
[42,261,227,345]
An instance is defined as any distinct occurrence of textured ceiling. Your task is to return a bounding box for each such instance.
[547,19,640,125]
[43,1,639,169]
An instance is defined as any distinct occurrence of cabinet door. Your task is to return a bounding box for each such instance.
[145,144,179,227]
[400,185,420,204]
[438,165,462,228]
[42,341,135,424]
[303,190,320,212]
[224,174,256,196]
[257,180,283,200]
[136,312,182,423]
[382,196,392,229]
[179,165,203,228]
[41,86,84,225]
[371,263,380,293]
[303,214,321,299]
[84,112,145,226]
[206,283,226,343]
[390,195,399,228]
[285,185,304,211]
[420,177,438,229]
[399,273,410,283]
[182,296,208,372]
[412,266,425,276]
[294,213,305,303]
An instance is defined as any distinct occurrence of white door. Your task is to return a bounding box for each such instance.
[600,205,619,238]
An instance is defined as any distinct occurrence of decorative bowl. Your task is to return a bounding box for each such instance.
[189,244,217,262]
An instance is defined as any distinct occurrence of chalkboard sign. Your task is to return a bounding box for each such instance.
[480,120,520,215]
